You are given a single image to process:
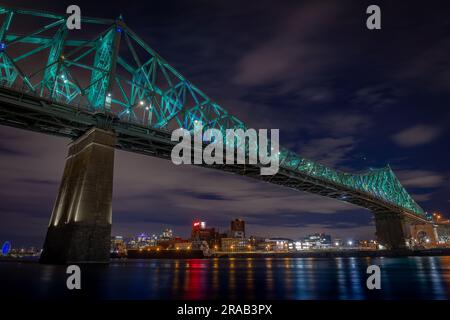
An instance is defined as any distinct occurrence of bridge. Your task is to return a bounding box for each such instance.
[0,5,437,263]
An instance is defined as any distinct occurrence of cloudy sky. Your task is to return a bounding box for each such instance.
[1,0,449,247]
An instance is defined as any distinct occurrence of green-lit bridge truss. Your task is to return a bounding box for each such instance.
[0,5,427,220]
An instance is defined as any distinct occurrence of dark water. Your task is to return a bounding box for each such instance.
[1,256,450,299]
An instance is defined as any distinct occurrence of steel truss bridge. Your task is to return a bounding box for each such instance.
[0,5,434,259]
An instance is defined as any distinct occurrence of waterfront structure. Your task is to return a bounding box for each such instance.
[334,238,343,248]
[265,238,294,251]
[0,5,438,263]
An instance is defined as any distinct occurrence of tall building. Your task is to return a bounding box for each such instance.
[191,220,221,248]
[230,219,245,238]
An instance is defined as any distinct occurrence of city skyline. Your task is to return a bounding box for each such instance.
[0,0,449,248]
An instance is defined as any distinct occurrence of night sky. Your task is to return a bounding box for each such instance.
[1,0,449,247]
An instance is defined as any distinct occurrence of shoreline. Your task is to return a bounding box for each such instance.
[2,248,450,262]
[211,248,450,258]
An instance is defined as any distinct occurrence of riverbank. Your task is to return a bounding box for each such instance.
[2,248,450,263]
[212,248,450,258]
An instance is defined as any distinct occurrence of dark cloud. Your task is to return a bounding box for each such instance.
[299,136,357,167]
[392,125,442,147]
[397,170,445,189]
[232,1,340,93]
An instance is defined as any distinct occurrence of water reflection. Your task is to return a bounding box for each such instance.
[2,256,450,299]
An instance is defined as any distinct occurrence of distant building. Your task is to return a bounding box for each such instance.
[333,238,343,247]
[111,236,127,256]
[191,220,222,248]
[221,237,250,252]
[358,240,377,249]
[230,219,245,238]
[301,233,332,249]
[265,238,294,251]
[160,228,173,240]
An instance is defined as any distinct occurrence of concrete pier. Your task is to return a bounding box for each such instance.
[40,128,116,264]
[374,211,409,249]
[374,211,438,249]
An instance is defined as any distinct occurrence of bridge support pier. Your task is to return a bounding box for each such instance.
[374,211,409,250]
[40,128,116,264]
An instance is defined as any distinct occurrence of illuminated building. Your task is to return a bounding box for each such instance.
[191,220,222,248]
[221,237,250,252]
[302,233,332,249]
[333,238,343,247]
[265,238,294,251]
[358,240,378,249]
[161,228,173,240]
[230,219,245,238]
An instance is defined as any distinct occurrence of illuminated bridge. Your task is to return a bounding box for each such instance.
[0,5,436,263]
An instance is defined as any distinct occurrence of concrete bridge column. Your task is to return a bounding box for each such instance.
[40,127,116,264]
[374,211,409,250]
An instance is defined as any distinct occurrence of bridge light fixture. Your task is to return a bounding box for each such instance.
[0,42,6,51]
[139,100,144,106]
[347,240,353,246]
[145,106,150,111]
[107,92,112,97]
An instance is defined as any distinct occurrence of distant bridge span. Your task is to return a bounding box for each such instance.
[0,5,436,263]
